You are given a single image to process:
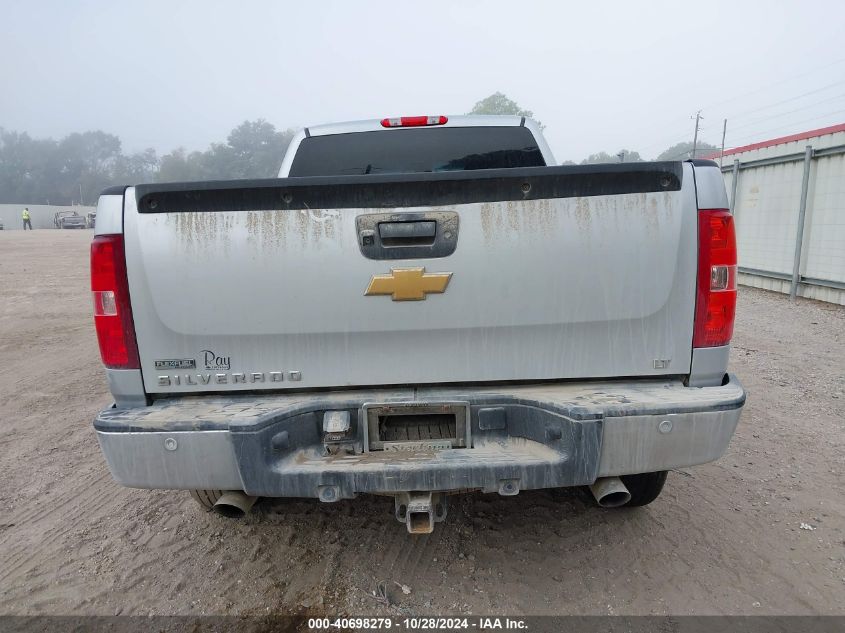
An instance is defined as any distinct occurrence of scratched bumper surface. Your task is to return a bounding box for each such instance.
[94,375,745,498]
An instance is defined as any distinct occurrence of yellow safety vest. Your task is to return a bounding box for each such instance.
[22,210,30,220]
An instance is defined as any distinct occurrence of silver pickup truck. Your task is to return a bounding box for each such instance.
[91,114,745,533]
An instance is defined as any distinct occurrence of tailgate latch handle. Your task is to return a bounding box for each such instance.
[356,211,459,260]
[378,221,436,246]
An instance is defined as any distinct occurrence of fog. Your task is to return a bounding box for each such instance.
[1,0,844,162]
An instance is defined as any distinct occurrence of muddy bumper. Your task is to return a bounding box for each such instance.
[93,375,745,499]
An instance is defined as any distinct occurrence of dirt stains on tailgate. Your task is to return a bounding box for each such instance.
[291,208,341,245]
[480,199,555,242]
[480,193,676,243]
[167,208,344,255]
[243,208,343,251]
[168,212,235,253]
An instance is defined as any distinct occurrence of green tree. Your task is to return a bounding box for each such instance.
[112,148,158,183]
[156,120,295,182]
[655,141,718,161]
[617,149,643,162]
[580,150,643,165]
[0,129,58,203]
[55,131,123,203]
[157,148,203,183]
[226,120,294,178]
[0,119,296,203]
[0,128,130,204]
[469,92,542,127]
[581,152,617,164]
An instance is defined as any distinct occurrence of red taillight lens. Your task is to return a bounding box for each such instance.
[693,209,737,348]
[380,115,448,128]
[91,235,140,369]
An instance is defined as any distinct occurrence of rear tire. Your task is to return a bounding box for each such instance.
[619,471,668,507]
[189,489,225,511]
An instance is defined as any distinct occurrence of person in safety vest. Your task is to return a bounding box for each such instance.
[22,208,32,230]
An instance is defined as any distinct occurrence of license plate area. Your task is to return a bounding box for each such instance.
[362,402,471,452]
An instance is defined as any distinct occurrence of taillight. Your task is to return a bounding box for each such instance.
[380,115,448,128]
[693,209,737,348]
[91,234,140,369]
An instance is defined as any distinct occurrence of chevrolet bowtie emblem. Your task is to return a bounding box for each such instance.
[365,267,453,301]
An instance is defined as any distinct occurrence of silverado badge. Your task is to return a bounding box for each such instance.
[365,267,452,301]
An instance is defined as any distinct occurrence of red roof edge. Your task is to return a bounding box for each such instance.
[702,122,845,160]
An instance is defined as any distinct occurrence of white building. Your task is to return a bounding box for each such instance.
[711,123,845,305]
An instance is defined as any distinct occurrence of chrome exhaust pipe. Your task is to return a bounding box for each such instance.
[212,491,258,518]
[589,477,631,508]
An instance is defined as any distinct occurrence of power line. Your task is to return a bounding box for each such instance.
[664,143,720,161]
[636,66,845,153]
[638,119,719,154]
[614,63,845,160]
[636,128,696,154]
[639,89,845,157]
[731,109,845,145]
[664,149,695,160]
[724,108,845,149]
[722,79,845,121]
[699,55,845,112]
[640,125,723,158]
[623,56,845,147]
[726,92,845,134]
[691,111,702,158]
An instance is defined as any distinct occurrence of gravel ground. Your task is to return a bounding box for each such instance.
[0,230,843,616]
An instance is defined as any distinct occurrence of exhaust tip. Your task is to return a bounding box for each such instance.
[589,477,632,508]
[212,503,247,518]
[212,491,258,518]
[596,490,632,508]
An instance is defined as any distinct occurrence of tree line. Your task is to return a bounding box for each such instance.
[0,93,716,205]
[0,120,294,205]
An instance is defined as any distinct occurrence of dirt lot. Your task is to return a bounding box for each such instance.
[0,229,843,616]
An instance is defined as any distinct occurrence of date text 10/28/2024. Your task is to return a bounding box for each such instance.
[307,617,528,630]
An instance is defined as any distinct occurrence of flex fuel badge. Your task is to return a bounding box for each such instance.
[154,359,196,370]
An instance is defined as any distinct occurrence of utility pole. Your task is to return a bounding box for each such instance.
[720,119,727,168]
[79,183,84,206]
[691,110,703,159]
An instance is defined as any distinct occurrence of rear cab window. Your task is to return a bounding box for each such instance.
[288,126,545,177]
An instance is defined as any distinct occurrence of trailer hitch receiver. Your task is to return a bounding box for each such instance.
[394,492,448,534]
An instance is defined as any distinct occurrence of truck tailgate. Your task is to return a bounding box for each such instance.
[124,163,698,394]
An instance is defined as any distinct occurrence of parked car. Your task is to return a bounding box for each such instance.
[90,114,744,534]
[54,210,87,229]
[86,211,97,229]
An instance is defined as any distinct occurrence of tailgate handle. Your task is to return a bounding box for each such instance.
[378,221,436,245]
[356,211,459,260]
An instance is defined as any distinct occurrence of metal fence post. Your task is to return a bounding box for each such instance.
[790,145,814,300]
[730,159,740,214]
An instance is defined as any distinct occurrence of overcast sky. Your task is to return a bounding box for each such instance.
[2,0,844,163]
